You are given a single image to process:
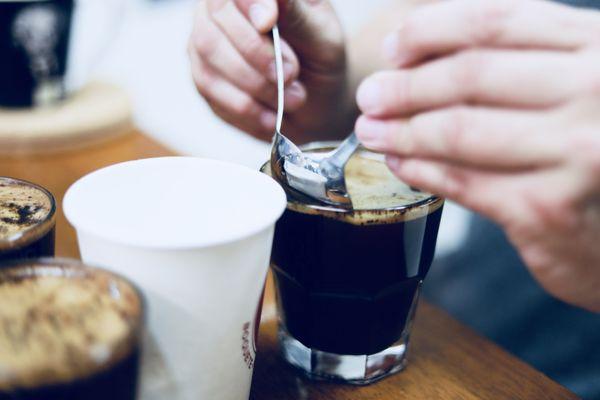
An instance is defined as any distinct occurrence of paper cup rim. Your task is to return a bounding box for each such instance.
[64,156,286,250]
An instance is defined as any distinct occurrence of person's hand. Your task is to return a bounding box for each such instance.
[355,0,600,312]
[189,0,351,143]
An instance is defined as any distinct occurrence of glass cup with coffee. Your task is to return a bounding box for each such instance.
[262,142,444,384]
[0,257,144,400]
[0,177,56,262]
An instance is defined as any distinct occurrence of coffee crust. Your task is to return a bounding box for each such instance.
[0,177,55,250]
[0,259,143,391]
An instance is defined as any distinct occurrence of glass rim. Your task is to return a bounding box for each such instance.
[0,176,57,250]
[0,257,145,388]
[261,141,444,218]
[0,256,145,328]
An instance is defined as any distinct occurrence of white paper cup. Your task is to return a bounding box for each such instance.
[63,157,286,400]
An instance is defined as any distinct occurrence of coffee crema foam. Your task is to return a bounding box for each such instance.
[264,149,443,225]
[0,262,142,391]
[344,153,431,210]
[0,178,54,244]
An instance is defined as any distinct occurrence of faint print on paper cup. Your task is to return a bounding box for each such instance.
[63,157,287,400]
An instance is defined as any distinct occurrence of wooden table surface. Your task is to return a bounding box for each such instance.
[0,129,578,400]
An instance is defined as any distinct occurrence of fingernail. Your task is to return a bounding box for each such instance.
[284,81,306,109]
[356,79,382,115]
[249,3,270,31]
[386,155,404,172]
[383,30,411,66]
[355,117,389,151]
[260,111,277,130]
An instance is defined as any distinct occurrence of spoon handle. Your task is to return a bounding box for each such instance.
[272,25,284,134]
[321,132,360,172]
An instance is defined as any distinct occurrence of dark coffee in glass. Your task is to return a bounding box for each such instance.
[0,177,56,263]
[0,258,143,400]
[262,144,444,384]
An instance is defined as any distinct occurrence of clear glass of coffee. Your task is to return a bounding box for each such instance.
[0,177,56,262]
[262,143,444,384]
[0,258,144,400]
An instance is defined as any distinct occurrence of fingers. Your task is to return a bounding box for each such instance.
[384,0,600,67]
[357,49,581,118]
[356,106,565,169]
[195,23,305,109]
[190,51,276,139]
[191,0,308,138]
[386,156,588,231]
[384,156,528,226]
[206,0,299,84]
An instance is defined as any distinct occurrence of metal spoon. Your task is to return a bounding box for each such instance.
[269,25,359,208]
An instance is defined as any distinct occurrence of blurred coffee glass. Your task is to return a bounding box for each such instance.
[0,257,144,400]
[262,143,444,384]
[0,177,56,263]
[0,0,123,108]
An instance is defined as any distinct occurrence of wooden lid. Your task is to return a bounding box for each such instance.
[0,82,133,155]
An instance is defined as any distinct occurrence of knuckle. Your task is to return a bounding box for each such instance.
[523,188,578,232]
[192,70,212,97]
[441,168,467,200]
[453,50,487,98]
[196,84,213,102]
[238,36,267,66]
[519,244,552,276]
[569,132,600,174]
[194,80,209,98]
[443,106,471,155]
[395,72,416,112]
[191,32,216,58]
[385,122,405,153]
[469,0,515,45]
[406,117,426,153]
[250,76,272,98]
[231,96,256,116]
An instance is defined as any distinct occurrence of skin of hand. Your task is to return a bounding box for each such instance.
[189,0,354,143]
[355,0,600,312]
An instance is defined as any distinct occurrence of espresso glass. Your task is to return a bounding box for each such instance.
[0,258,144,400]
[262,143,444,384]
[0,177,56,262]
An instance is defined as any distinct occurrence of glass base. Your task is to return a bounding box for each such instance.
[279,326,408,385]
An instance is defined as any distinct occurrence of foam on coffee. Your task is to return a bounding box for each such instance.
[0,260,142,391]
[264,149,443,225]
[344,152,431,210]
[0,178,54,245]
